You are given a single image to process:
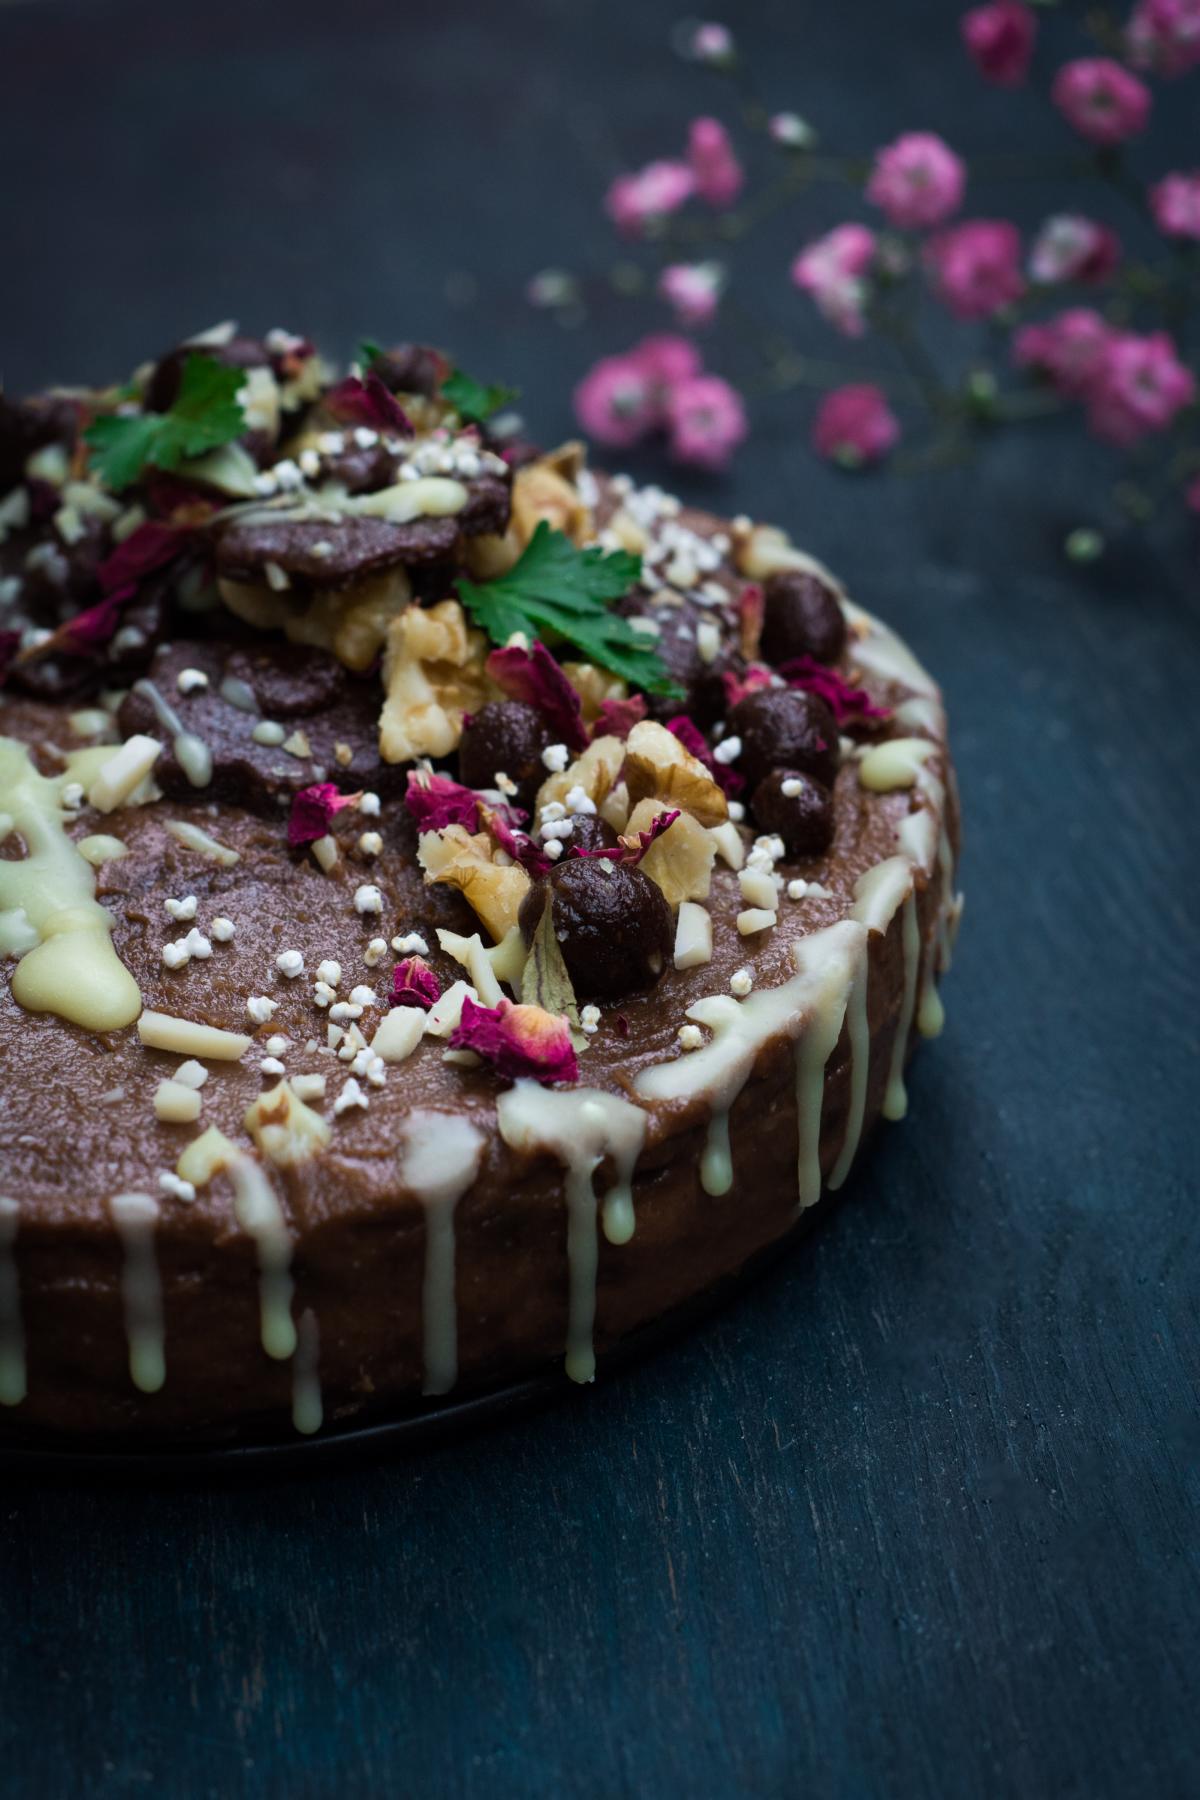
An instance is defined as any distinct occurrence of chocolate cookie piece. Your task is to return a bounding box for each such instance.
[213,513,460,590]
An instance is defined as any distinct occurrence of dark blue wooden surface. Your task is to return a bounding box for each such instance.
[2,3,1198,1795]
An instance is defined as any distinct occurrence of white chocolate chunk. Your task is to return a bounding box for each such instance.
[87,735,161,813]
[673,901,714,970]
[370,1009,425,1064]
[736,907,777,936]
[858,737,937,793]
[154,1079,202,1123]
[138,1010,252,1060]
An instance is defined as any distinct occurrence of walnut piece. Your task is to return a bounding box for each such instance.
[464,445,594,579]
[534,734,626,821]
[625,798,715,908]
[623,720,728,828]
[379,598,494,763]
[417,825,530,940]
[219,566,413,672]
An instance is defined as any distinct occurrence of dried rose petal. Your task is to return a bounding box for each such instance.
[665,713,744,797]
[288,782,359,847]
[404,770,482,834]
[391,956,441,1010]
[591,693,647,741]
[617,807,680,863]
[96,520,186,595]
[481,804,552,877]
[721,664,776,710]
[779,656,891,723]
[737,583,764,661]
[450,995,579,1085]
[324,373,413,436]
[485,641,588,752]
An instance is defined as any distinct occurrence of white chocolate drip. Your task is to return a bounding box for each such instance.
[291,1308,323,1436]
[230,1157,296,1361]
[496,1083,647,1383]
[398,1110,485,1397]
[638,920,866,1205]
[110,1191,165,1394]
[0,737,142,1030]
[0,1197,26,1407]
[884,893,921,1122]
[131,679,213,788]
[219,675,259,714]
[844,601,940,699]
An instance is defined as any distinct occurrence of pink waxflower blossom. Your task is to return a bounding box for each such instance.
[961,1,1037,84]
[925,220,1025,319]
[687,21,735,63]
[658,262,724,328]
[573,354,657,447]
[687,118,744,208]
[1051,58,1151,145]
[812,385,900,467]
[866,133,966,230]
[1150,171,1200,240]
[1127,0,1200,77]
[631,333,704,393]
[1029,215,1121,284]
[604,160,695,236]
[1013,309,1115,398]
[664,374,748,469]
[791,224,878,337]
[1085,331,1196,445]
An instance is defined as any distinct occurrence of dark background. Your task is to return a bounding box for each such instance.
[2,2,1198,1795]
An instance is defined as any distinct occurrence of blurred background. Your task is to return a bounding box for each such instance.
[3,4,1198,1797]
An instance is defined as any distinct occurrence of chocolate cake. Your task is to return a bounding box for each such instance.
[0,326,963,1445]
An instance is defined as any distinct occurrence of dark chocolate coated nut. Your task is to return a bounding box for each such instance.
[371,345,444,398]
[214,514,459,589]
[728,687,840,790]
[751,769,835,857]
[613,592,738,728]
[759,570,846,667]
[564,814,618,855]
[458,702,550,812]
[518,857,673,1001]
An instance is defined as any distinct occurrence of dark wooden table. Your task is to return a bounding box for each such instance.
[3,2,1197,1794]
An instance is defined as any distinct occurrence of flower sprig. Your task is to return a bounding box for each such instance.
[533,3,1200,553]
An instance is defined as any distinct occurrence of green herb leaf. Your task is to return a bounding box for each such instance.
[521,896,585,1048]
[458,522,684,699]
[441,365,519,424]
[357,338,383,372]
[84,354,247,491]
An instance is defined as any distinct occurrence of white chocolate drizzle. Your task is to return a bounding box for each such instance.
[884,893,921,1122]
[229,1157,296,1361]
[110,1191,166,1394]
[398,1111,486,1396]
[132,679,213,788]
[0,1197,26,1406]
[291,1308,323,1435]
[0,737,142,1030]
[496,1083,647,1383]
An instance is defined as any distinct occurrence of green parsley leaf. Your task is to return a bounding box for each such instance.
[441,365,519,424]
[458,522,684,699]
[84,354,247,491]
[357,338,383,371]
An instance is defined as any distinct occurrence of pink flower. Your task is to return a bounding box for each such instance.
[961,1,1037,83]
[791,224,878,337]
[1085,330,1196,445]
[605,160,695,236]
[664,374,748,469]
[687,21,735,62]
[1029,215,1121,284]
[573,354,657,447]
[1051,58,1151,145]
[866,133,966,230]
[631,333,704,391]
[925,220,1025,319]
[687,118,744,208]
[658,262,724,328]
[812,385,900,467]
[1127,0,1200,77]
[1150,171,1200,239]
[1013,309,1115,398]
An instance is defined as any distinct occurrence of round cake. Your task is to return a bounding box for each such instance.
[0,327,962,1446]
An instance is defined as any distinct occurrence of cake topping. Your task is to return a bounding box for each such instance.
[456,701,553,811]
[518,857,673,1001]
[759,568,847,666]
[750,769,836,857]
[483,641,589,753]
[727,687,840,792]
[390,956,441,1010]
[449,996,579,1085]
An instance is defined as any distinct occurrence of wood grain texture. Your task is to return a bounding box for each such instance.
[2,1,1198,1795]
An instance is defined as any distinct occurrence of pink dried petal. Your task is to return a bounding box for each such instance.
[325,374,413,436]
[404,770,482,833]
[591,693,647,741]
[617,807,681,863]
[779,656,892,724]
[288,783,359,847]
[737,583,764,660]
[485,641,589,752]
[96,520,186,595]
[390,956,441,1010]
[450,996,579,1086]
[721,665,775,709]
[481,804,552,877]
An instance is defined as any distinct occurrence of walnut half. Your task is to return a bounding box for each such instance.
[379,599,494,763]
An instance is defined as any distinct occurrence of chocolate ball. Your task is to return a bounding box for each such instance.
[564,814,619,855]
[752,770,835,857]
[519,857,673,1001]
[458,702,552,813]
[760,571,847,667]
[727,687,840,791]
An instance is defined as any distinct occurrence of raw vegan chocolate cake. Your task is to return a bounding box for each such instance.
[0,326,962,1444]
